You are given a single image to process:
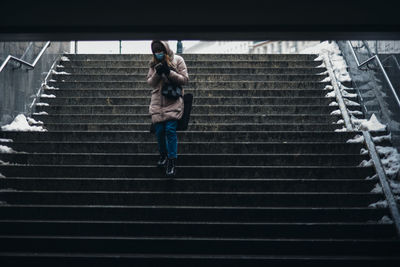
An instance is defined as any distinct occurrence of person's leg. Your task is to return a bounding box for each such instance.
[165,120,178,177]
[165,120,178,159]
[154,122,167,157]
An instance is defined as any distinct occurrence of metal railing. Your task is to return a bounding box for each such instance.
[347,40,400,110]
[326,44,400,236]
[0,41,51,73]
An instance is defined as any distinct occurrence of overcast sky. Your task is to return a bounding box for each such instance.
[72,40,201,54]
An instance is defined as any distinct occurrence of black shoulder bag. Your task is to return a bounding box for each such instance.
[150,78,193,133]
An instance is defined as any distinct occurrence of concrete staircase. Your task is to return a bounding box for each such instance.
[0,53,399,265]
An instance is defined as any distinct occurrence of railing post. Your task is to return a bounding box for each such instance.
[75,41,78,54]
[177,40,183,54]
[119,40,122,54]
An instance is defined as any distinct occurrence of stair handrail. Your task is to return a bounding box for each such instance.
[343,41,400,236]
[347,40,400,110]
[0,41,51,73]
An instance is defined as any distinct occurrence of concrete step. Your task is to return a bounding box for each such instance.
[0,141,367,154]
[43,96,337,106]
[0,165,375,179]
[0,191,383,207]
[65,54,320,61]
[0,131,364,142]
[0,236,399,256]
[0,220,394,239]
[1,178,377,192]
[56,67,328,75]
[60,60,325,68]
[1,252,399,266]
[47,81,337,89]
[38,123,343,131]
[51,74,329,82]
[31,114,347,123]
[0,205,388,223]
[42,88,347,98]
[0,153,369,166]
[36,105,350,115]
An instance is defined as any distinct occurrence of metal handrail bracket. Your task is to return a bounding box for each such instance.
[0,41,51,73]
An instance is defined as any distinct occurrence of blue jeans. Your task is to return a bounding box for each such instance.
[154,120,178,159]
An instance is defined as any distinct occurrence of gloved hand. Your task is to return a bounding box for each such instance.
[162,61,170,76]
[155,63,164,76]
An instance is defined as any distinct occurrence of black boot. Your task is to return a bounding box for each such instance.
[157,153,168,168]
[166,157,176,177]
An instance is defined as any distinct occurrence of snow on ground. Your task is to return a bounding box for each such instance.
[300,41,351,83]
[43,84,59,90]
[26,117,44,125]
[35,103,49,106]
[0,145,16,153]
[0,138,13,143]
[368,199,388,208]
[346,134,364,143]
[32,111,49,115]
[60,56,70,61]
[40,94,56,98]
[51,70,71,75]
[1,114,47,132]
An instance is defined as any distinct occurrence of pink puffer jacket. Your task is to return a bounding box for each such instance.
[147,40,189,124]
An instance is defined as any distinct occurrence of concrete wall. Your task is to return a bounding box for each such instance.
[0,41,70,126]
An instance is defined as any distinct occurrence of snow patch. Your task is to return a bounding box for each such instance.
[323,85,333,90]
[0,138,13,143]
[360,148,369,155]
[40,94,56,98]
[0,173,4,178]
[334,126,347,132]
[0,145,16,153]
[371,183,383,193]
[56,65,64,68]
[378,215,393,224]
[300,41,351,83]
[366,174,378,180]
[329,101,338,106]
[351,113,387,131]
[36,103,49,106]
[330,109,341,115]
[372,133,391,143]
[43,84,59,90]
[346,134,364,143]
[320,76,331,82]
[359,159,373,167]
[51,70,71,75]
[376,146,400,178]
[32,111,49,115]
[26,117,44,125]
[343,98,360,106]
[1,114,47,132]
[369,200,388,208]
[60,56,70,61]
[340,89,357,98]
[347,109,363,115]
[325,91,336,98]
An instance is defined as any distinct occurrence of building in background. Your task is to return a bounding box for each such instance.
[183,41,252,53]
[250,41,321,54]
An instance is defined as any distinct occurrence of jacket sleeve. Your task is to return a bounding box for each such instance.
[147,67,161,88]
[167,57,189,86]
